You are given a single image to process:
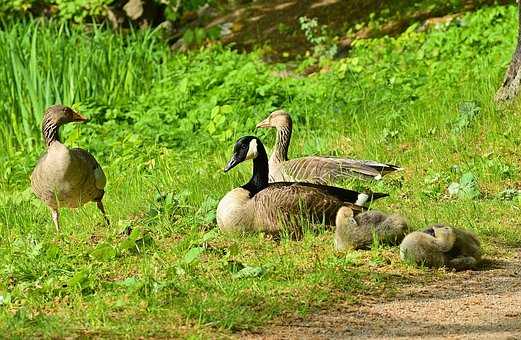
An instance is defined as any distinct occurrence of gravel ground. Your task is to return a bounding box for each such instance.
[244,250,521,339]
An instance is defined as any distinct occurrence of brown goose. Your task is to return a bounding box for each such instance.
[31,105,108,230]
[256,110,402,184]
[216,136,388,235]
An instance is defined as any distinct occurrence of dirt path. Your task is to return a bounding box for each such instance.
[245,251,521,339]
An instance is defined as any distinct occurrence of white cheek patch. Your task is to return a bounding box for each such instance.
[245,139,258,160]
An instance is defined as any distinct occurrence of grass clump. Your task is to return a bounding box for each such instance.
[0,20,170,152]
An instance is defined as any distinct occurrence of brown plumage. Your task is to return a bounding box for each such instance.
[216,136,388,236]
[256,110,402,184]
[335,207,409,250]
[400,225,481,270]
[31,105,108,230]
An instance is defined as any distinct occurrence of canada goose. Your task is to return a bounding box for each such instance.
[216,136,389,235]
[31,105,109,230]
[335,207,409,250]
[256,110,402,184]
[400,225,481,270]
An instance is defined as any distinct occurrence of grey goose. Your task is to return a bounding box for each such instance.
[256,110,402,184]
[31,105,109,230]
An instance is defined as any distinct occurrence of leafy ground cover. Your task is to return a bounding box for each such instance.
[213,0,512,60]
[1,0,511,60]
[0,4,520,337]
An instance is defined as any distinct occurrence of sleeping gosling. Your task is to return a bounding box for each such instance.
[335,207,409,250]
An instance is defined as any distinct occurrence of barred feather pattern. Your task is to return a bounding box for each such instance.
[42,114,60,146]
[249,183,365,234]
[267,118,401,183]
[217,136,388,236]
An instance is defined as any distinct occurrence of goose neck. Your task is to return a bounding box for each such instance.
[242,141,269,195]
[272,123,291,163]
[42,116,61,147]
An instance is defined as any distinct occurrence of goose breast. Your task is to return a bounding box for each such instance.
[216,188,254,232]
[31,143,105,209]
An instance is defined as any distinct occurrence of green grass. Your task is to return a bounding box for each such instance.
[1,5,521,337]
[0,20,170,153]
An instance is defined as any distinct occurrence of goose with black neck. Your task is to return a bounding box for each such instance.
[216,136,389,235]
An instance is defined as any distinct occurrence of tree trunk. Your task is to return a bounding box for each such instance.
[496,1,521,102]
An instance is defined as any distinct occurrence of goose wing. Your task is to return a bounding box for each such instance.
[71,148,107,190]
[250,182,367,231]
[324,156,402,174]
[280,156,401,183]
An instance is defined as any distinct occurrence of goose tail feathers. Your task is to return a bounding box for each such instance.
[355,191,389,206]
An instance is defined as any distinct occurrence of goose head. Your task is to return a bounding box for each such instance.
[224,136,261,172]
[224,136,270,194]
[44,105,88,126]
[256,110,292,129]
[335,206,356,228]
[423,223,447,236]
[423,227,436,236]
[41,105,88,146]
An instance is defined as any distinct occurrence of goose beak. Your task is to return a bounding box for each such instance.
[73,111,88,122]
[256,117,271,128]
[224,156,240,172]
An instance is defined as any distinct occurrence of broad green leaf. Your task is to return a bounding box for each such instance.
[201,229,219,243]
[183,247,205,265]
[91,243,117,261]
[232,266,264,279]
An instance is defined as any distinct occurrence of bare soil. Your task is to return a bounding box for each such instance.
[243,250,521,339]
[206,0,511,61]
